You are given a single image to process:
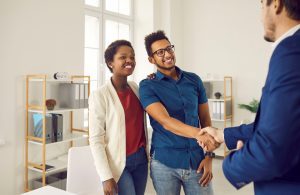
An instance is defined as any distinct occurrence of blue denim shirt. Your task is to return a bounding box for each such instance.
[139,67,207,170]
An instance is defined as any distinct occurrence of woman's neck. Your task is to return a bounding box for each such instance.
[111,75,128,91]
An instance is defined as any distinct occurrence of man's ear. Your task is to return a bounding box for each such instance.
[148,56,155,64]
[274,0,284,15]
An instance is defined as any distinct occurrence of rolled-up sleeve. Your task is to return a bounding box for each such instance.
[139,80,160,109]
[197,76,208,104]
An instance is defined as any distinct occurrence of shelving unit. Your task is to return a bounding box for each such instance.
[28,108,87,114]
[203,76,233,157]
[25,74,90,192]
[28,156,67,174]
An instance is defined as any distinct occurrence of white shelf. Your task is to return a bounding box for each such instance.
[28,108,87,114]
[211,118,232,122]
[208,98,232,102]
[28,155,68,174]
[30,79,69,82]
[202,79,224,82]
[29,78,89,83]
[29,133,88,146]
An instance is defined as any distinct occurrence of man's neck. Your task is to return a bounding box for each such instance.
[158,67,178,80]
[275,17,300,41]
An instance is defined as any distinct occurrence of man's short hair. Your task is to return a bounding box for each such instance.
[144,30,170,57]
[104,40,133,73]
[267,0,300,20]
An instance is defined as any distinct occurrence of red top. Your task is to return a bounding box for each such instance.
[117,87,146,156]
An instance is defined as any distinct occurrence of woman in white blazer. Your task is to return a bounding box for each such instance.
[89,40,149,195]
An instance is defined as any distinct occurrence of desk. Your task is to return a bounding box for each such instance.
[21,186,76,195]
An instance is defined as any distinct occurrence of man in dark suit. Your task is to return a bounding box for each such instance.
[200,0,300,194]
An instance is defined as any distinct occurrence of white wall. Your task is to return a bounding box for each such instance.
[152,0,184,67]
[133,0,155,82]
[0,0,84,194]
[133,0,184,82]
[169,0,184,67]
[181,0,271,124]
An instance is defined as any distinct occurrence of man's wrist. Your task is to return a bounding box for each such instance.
[221,128,225,140]
[219,131,225,143]
[213,127,225,143]
[192,128,200,139]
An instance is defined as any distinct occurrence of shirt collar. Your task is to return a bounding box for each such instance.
[156,66,183,80]
[272,24,300,50]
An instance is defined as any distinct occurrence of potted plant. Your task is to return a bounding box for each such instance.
[238,99,259,113]
[46,99,56,110]
[238,99,259,123]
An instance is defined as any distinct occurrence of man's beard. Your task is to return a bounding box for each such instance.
[263,24,276,42]
[264,35,275,42]
[156,63,175,70]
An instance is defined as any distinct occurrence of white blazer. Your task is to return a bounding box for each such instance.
[88,80,149,182]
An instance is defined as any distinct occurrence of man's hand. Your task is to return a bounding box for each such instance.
[102,178,118,195]
[200,126,224,143]
[236,140,244,150]
[195,132,220,152]
[197,156,213,187]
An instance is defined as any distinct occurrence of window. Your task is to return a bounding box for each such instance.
[84,0,133,92]
[103,17,131,80]
[85,0,100,7]
[84,0,133,127]
[84,14,100,91]
[105,0,131,16]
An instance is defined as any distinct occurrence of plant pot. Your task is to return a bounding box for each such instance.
[47,105,55,110]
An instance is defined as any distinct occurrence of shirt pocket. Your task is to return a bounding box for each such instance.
[184,86,199,107]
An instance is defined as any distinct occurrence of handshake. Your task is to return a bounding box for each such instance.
[195,127,224,152]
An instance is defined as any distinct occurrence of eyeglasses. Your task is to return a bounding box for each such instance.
[152,45,175,57]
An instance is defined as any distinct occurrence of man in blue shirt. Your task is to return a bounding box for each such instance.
[139,30,216,195]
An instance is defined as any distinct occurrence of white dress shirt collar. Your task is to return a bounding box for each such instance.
[272,24,300,50]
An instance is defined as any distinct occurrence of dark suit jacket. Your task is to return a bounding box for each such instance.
[223,29,300,195]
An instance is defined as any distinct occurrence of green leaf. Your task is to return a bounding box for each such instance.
[238,99,259,113]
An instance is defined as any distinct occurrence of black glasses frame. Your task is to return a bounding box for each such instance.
[152,45,175,57]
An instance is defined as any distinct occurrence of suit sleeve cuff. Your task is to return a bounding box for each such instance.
[224,127,239,150]
[222,153,250,189]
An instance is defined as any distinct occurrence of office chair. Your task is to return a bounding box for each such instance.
[66,146,104,195]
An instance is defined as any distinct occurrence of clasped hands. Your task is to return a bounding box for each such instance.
[196,126,244,152]
[195,127,224,152]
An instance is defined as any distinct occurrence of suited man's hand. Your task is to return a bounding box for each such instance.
[236,140,244,150]
[197,127,223,151]
[102,178,118,195]
[195,132,220,152]
[200,126,224,143]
